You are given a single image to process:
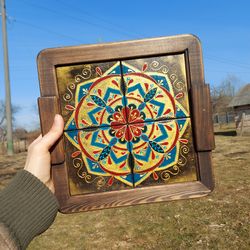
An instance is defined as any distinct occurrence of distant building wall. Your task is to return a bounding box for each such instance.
[213,111,235,124]
[234,105,250,136]
[0,139,27,155]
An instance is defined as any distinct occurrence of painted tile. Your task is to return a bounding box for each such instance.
[64,125,134,195]
[122,54,190,122]
[58,55,196,193]
[56,61,126,130]
[128,118,197,187]
[64,117,196,193]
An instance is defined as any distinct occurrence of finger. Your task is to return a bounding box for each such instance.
[40,114,64,149]
[32,134,43,145]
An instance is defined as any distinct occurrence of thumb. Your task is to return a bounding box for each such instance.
[41,114,64,149]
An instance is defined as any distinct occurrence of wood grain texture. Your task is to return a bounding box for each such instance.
[191,84,215,151]
[197,151,214,191]
[59,181,210,213]
[37,34,215,213]
[52,162,70,206]
[206,84,215,149]
[38,96,65,164]
[37,34,204,96]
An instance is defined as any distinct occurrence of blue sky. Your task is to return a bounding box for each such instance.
[0,0,250,130]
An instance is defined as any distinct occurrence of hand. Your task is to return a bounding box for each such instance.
[24,114,64,193]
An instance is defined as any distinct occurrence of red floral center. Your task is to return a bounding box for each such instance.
[110,107,145,141]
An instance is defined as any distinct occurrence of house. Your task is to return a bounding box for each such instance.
[228,84,250,135]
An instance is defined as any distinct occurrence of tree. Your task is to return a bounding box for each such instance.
[211,74,242,114]
[13,128,28,140]
[0,100,20,142]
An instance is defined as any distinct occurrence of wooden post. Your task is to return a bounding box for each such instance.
[240,112,245,136]
[1,0,13,155]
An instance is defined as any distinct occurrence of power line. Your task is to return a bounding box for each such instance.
[5,9,83,43]
[204,56,250,70]
[209,72,250,74]
[15,18,82,43]
[206,70,250,74]
[18,1,250,72]
[206,54,250,68]
[20,0,142,39]
[54,0,147,38]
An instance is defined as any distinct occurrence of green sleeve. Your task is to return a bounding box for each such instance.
[0,170,59,250]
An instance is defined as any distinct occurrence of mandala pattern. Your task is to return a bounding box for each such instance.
[62,59,194,189]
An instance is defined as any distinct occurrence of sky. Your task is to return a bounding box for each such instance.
[0,0,250,130]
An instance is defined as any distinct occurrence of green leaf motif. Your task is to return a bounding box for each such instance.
[144,88,157,102]
[90,95,106,107]
[98,146,111,161]
[149,141,164,153]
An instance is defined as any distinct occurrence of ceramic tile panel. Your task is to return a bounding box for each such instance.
[56,61,126,130]
[64,125,134,195]
[58,55,196,193]
[129,118,197,187]
[122,54,190,122]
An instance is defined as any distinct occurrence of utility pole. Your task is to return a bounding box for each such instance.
[1,0,13,155]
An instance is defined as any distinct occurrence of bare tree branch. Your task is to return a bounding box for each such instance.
[211,74,242,114]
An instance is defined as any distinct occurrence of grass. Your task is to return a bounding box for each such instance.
[213,122,236,132]
[1,135,249,249]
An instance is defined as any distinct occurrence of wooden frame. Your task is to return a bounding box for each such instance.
[37,34,215,213]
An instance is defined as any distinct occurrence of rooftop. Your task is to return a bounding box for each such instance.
[228,84,250,107]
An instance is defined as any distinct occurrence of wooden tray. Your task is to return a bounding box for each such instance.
[37,34,215,213]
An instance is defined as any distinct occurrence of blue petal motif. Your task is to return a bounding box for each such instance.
[106,106,114,114]
[138,102,146,110]
[151,75,170,92]
[141,134,149,142]
[90,95,106,107]
[149,141,164,153]
[110,138,117,146]
[144,88,157,102]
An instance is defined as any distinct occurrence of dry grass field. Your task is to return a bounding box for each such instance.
[1,135,249,250]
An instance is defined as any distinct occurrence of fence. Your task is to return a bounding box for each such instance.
[0,139,27,155]
[236,112,250,136]
[213,112,235,124]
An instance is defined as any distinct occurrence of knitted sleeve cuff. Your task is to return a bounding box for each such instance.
[0,170,59,249]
